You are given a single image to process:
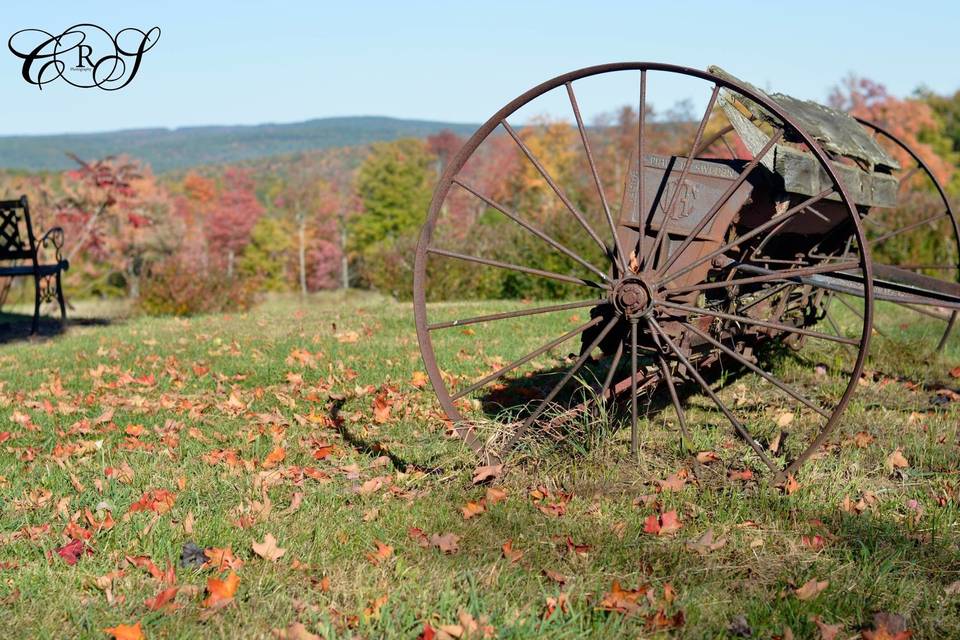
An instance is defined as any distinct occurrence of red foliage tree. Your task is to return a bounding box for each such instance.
[204,168,264,274]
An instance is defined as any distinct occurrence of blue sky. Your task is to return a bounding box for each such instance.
[1,1,957,136]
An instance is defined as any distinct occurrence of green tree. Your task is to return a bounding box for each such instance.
[350,138,433,254]
[237,217,293,291]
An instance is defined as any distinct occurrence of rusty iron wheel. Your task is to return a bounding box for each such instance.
[413,63,875,479]
[835,118,960,354]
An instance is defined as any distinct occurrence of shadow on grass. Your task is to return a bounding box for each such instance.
[0,311,114,344]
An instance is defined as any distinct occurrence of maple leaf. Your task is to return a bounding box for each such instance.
[644,511,682,536]
[598,581,648,615]
[543,568,567,584]
[144,586,178,611]
[103,621,145,640]
[949,366,960,379]
[202,571,240,608]
[485,487,508,505]
[801,534,826,551]
[56,538,92,565]
[252,533,287,562]
[372,392,393,423]
[411,371,429,388]
[728,469,754,481]
[262,446,286,469]
[657,470,688,492]
[471,464,503,484]
[782,474,800,495]
[271,622,323,640]
[543,592,570,620]
[126,555,164,580]
[127,488,176,514]
[501,540,524,563]
[810,615,843,640]
[204,547,244,571]
[794,578,829,601]
[861,613,913,640]
[686,528,727,555]
[461,501,486,520]
[366,540,394,565]
[886,449,909,472]
[430,532,460,554]
[417,622,436,640]
[696,451,721,464]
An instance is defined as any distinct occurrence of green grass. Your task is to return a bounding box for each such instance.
[0,292,959,639]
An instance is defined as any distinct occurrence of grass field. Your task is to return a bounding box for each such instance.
[0,292,959,639]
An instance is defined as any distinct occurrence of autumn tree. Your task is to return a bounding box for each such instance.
[204,168,264,276]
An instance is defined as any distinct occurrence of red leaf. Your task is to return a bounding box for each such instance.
[56,538,92,565]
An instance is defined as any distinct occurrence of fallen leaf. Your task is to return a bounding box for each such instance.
[886,449,909,472]
[598,580,648,615]
[56,538,92,565]
[252,533,287,562]
[501,540,523,563]
[644,511,682,536]
[471,464,503,484]
[430,532,460,554]
[810,615,843,640]
[461,501,486,520]
[411,371,429,388]
[366,540,394,565]
[794,578,828,601]
[144,586,178,611]
[103,621,145,640]
[543,592,570,619]
[946,580,960,596]
[949,366,960,379]
[542,568,567,584]
[686,528,727,555]
[485,487,508,505]
[272,622,322,640]
[862,612,912,640]
[262,446,286,469]
[776,412,795,428]
[202,571,240,608]
[372,392,393,423]
[127,488,176,514]
[696,451,720,464]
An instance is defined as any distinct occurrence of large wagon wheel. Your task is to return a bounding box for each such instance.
[413,63,874,479]
[837,118,960,354]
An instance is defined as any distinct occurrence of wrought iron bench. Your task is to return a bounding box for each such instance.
[0,196,68,333]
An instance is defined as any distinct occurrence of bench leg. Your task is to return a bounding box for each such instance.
[31,273,41,335]
[56,271,67,324]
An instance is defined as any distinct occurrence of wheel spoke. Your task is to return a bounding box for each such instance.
[681,321,830,418]
[656,128,783,278]
[501,316,620,451]
[428,298,605,331]
[656,354,691,445]
[500,119,610,256]
[636,69,647,267]
[454,179,609,281]
[657,300,859,346]
[599,339,624,401]
[870,212,948,247]
[657,187,836,287]
[644,84,720,270]
[427,247,609,290]
[667,260,861,295]
[646,316,778,471]
[630,318,639,455]
[937,311,958,352]
[452,316,603,401]
[566,82,628,274]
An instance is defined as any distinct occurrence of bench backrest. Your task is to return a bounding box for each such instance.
[0,196,37,263]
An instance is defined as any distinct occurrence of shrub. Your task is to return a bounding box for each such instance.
[136,258,259,316]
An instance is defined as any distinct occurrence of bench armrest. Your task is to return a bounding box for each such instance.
[38,227,68,268]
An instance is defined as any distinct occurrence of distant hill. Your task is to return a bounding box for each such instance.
[0,116,478,173]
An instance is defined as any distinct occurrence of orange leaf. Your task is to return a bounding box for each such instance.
[501,539,524,563]
[461,501,486,520]
[204,547,243,571]
[262,446,286,469]
[372,393,392,423]
[485,487,508,505]
[366,540,394,565]
[144,586,178,611]
[202,571,239,608]
[127,488,175,515]
[794,578,829,601]
[410,371,429,388]
[103,621,145,640]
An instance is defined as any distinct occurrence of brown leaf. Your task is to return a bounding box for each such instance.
[862,612,912,640]
[485,487,508,505]
[372,392,393,423]
[543,592,570,620]
[501,540,523,563]
[598,580,648,615]
[471,464,503,484]
[686,528,727,555]
[144,586,179,611]
[810,615,843,640]
[886,449,909,472]
[262,446,286,469]
[542,568,567,584]
[272,622,323,640]
[696,451,720,464]
[794,578,828,601]
[656,469,688,492]
[949,366,960,379]
[252,533,287,562]
[430,532,460,554]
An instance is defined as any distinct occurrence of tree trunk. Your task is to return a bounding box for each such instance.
[298,212,307,296]
[227,250,234,278]
[339,212,349,290]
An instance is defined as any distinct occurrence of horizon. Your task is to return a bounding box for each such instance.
[2,1,958,136]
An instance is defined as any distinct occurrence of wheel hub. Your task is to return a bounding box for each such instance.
[612,277,653,317]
